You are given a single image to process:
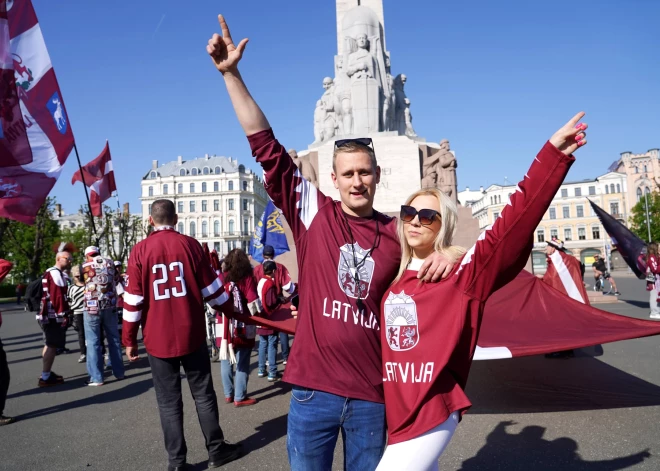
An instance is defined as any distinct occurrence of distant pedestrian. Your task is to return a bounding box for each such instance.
[67,265,86,363]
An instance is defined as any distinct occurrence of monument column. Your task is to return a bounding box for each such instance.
[336,0,386,55]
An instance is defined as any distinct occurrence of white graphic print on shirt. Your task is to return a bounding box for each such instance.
[384,291,419,351]
[337,242,375,300]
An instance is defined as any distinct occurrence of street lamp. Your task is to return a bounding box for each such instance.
[644,191,652,242]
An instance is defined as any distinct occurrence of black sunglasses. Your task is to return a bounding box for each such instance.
[400,205,441,226]
[334,138,374,151]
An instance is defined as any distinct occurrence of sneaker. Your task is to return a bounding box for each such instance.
[0,415,15,426]
[85,380,104,387]
[283,360,287,365]
[650,313,660,319]
[38,374,64,388]
[234,398,257,407]
[267,375,279,382]
[78,354,86,363]
[208,442,243,468]
[265,361,269,367]
[614,291,621,295]
[224,396,234,404]
[257,370,266,378]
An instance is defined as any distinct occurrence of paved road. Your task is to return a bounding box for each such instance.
[1,271,659,470]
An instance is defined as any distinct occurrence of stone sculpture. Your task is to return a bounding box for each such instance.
[421,139,458,203]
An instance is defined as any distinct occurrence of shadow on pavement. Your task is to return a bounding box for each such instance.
[240,414,289,455]
[459,421,651,470]
[5,343,45,353]
[621,299,653,310]
[8,354,43,365]
[468,350,660,414]
[14,376,154,421]
[1,332,42,342]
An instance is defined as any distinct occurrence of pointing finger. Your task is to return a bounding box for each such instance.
[218,14,233,42]
[567,111,586,128]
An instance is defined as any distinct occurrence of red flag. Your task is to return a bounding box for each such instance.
[542,249,590,305]
[71,141,116,217]
[0,0,75,224]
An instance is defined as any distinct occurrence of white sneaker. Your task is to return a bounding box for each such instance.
[86,380,104,387]
[283,360,287,365]
[650,313,660,319]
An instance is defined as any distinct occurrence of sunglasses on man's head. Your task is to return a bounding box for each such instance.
[400,205,441,226]
[334,138,374,151]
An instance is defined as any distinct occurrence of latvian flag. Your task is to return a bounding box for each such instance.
[71,141,116,217]
[0,0,75,224]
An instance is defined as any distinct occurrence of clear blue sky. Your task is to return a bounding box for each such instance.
[36,0,660,215]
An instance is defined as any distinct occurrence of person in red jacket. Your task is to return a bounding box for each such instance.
[122,200,241,471]
[376,113,588,470]
[647,242,660,319]
[38,251,72,388]
[0,259,14,426]
[256,260,281,381]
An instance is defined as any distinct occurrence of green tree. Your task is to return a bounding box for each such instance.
[97,204,144,263]
[629,191,660,243]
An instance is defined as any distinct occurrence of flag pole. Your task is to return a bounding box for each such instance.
[72,142,99,243]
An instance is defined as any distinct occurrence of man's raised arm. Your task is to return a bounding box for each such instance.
[207,15,269,136]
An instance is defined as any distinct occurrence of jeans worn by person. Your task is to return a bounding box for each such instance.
[220,347,251,401]
[84,308,124,383]
[258,334,278,378]
[287,387,386,471]
[279,332,290,362]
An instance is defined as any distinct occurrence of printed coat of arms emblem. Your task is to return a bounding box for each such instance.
[384,291,419,351]
[337,242,375,299]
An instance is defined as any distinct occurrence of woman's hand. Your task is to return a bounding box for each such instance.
[549,112,588,156]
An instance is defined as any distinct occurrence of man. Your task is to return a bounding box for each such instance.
[114,261,126,338]
[592,254,620,295]
[37,251,72,387]
[122,199,241,471]
[0,259,14,425]
[207,16,454,470]
[81,246,125,386]
[253,244,296,364]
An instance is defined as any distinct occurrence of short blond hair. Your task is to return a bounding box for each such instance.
[332,142,378,172]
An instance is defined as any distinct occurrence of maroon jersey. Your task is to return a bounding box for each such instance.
[381,142,574,444]
[253,261,294,297]
[122,227,230,358]
[249,129,401,403]
[39,267,69,323]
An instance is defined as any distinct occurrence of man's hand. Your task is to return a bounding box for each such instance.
[125,346,139,362]
[290,304,298,319]
[417,252,457,283]
[207,15,249,75]
[549,112,588,156]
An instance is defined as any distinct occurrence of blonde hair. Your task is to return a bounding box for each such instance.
[394,188,466,283]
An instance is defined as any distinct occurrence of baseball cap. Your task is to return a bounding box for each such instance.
[547,238,564,250]
[84,246,100,257]
[263,245,275,257]
[114,261,122,267]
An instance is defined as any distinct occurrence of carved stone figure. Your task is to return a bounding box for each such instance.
[289,149,319,188]
[438,140,457,202]
[334,56,353,136]
[393,74,409,135]
[313,100,325,143]
[403,98,415,137]
[319,77,337,141]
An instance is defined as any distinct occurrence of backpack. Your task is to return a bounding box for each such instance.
[25,276,44,312]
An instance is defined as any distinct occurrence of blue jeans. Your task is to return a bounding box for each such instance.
[220,347,251,401]
[84,309,125,383]
[258,334,278,377]
[279,332,290,361]
[287,387,386,471]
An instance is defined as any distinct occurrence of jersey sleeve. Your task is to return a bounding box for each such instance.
[122,245,144,349]
[248,129,332,241]
[45,269,69,316]
[277,264,295,295]
[456,141,575,301]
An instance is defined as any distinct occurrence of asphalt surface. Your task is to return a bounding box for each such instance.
[1,271,659,470]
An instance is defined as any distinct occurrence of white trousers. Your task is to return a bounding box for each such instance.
[376,412,459,471]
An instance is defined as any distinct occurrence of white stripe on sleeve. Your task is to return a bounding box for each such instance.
[202,277,223,299]
[207,291,229,309]
[123,310,142,322]
[124,293,144,306]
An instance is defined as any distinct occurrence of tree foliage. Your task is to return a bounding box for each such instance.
[629,191,660,243]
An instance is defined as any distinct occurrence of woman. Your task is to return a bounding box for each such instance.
[647,243,660,319]
[219,248,262,407]
[376,113,588,470]
[67,266,86,363]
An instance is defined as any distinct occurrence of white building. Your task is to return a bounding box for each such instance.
[140,154,268,256]
[457,186,485,208]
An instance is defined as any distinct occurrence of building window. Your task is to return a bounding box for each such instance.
[592,226,600,239]
[239,165,245,173]
[549,208,556,219]
[190,201,196,212]
[150,171,156,179]
[242,199,248,211]
[214,220,220,236]
[163,184,168,195]
[202,200,208,212]
[203,167,210,175]
[191,168,198,176]
[498,195,501,204]
[190,183,195,193]
[148,186,153,197]
[201,182,207,193]
[177,202,184,213]
[202,221,208,237]
[190,221,196,237]
[537,229,545,243]
[228,181,234,191]
[610,202,619,216]
[574,187,581,197]
[214,242,220,252]
[214,181,219,192]
[213,199,219,211]
[576,205,584,218]
[578,227,586,240]
[564,228,572,241]
[610,184,615,194]
[561,189,568,198]
[215,166,221,174]
[178,222,184,234]
[616,184,620,193]
[646,186,651,195]
[635,166,639,174]
[605,185,609,194]
[228,199,234,211]
[148,204,152,214]
[228,220,235,234]
[644,165,648,173]
[243,181,248,191]
[562,207,570,218]
[179,169,186,177]
[550,228,558,239]
[637,187,643,202]
[588,186,595,195]
[177,183,183,194]
[243,220,249,234]
[493,212,500,220]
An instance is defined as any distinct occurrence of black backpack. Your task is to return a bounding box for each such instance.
[25,276,44,312]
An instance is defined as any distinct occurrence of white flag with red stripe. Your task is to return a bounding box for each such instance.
[0,0,74,224]
[71,141,116,217]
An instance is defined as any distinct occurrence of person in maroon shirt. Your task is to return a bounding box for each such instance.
[376,114,588,470]
[122,200,241,471]
[0,259,14,426]
[207,16,455,470]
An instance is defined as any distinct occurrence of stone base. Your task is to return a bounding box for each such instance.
[587,291,620,304]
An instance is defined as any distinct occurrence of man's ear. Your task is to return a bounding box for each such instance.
[331,171,339,190]
[375,165,381,185]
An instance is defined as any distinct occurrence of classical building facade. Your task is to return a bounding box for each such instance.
[609,148,660,216]
[466,172,628,274]
[140,154,268,256]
